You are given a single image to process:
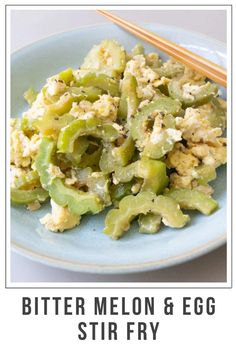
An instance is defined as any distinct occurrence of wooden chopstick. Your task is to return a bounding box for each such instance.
[97,10,227,87]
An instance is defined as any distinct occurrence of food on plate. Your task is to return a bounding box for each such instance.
[10,39,227,239]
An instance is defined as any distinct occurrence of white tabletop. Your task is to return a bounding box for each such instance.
[10,8,227,283]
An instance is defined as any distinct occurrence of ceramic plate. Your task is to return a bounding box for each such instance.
[11,23,227,273]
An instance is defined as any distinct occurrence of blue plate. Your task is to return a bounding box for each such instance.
[11,23,227,273]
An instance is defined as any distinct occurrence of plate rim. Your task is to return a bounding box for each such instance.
[11,21,226,57]
[12,235,226,274]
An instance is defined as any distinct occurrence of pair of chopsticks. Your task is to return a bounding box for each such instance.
[97,10,227,87]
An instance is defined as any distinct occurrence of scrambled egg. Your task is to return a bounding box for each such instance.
[182,83,206,101]
[167,142,199,176]
[146,52,161,66]
[180,65,206,84]
[169,173,194,190]
[28,134,42,158]
[169,105,226,191]
[124,54,161,100]
[93,95,120,121]
[194,184,214,195]
[10,166,28,187]
[27,200,41,211]
[47,78,66,96]
[193,100,227,130]
[82,45,113,70]
[10,127,31,167]
[47,164,65,179]
[40,199,81,232]
[23,91,47,122]
[70,100,94,119]
[189,139,227,167]
[98,46,113,66]
[169,172,213,194]
[138,99,150,109]
[65,169,79,186]
[176,107,222,144]
[149,116,182,146]
[70,95,119,121]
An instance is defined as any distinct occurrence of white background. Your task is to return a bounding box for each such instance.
[1,3,235,354]
[10,8,227,283]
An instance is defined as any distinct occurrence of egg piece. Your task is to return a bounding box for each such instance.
[47,164,65,179]
[10,127,31,167]
[47,78,66,96]
[167,142,199,176]
[10,166,28,187]
[124,54,160,100]
[176,108,222,144]
[40,199,81,232]
[189,139,227,167]
[93,94,120,121]
[23,91,47,122]
[29,134,42,158]
[169,173,194,189]
[69,100,94,119]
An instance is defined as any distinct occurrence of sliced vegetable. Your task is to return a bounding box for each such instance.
[110,181,133,206]
[104,192,190,239]
[138,213,162,234]
[78,146,102,170]
[99,143,116,174]
[118,74,139,119]
[57,116,121,154]
[194,165,217,185]
[156,60,184,78]
[11,116,33,134]
[49,179,104,215]
[57,67,73,84]
[35,138,103,215]
[64,137,90,166]
[11,187,49,204]
[142,127,182,159]
[88,173,111,206]
[33,112,76,137]
[114,158,169,194]
[75,168,111,206]
[131,97,182,139]
[165,188,218,215]
[113,135,135,166]
[68,86,102,102]
[146,53,162,70]
[13,170,40,190]
[99,136,135,174]
[46,85,104,115]
[23,88,38,106]
[132,43,145,56]
[130,97,183,159]
[141,158,169,194]
[75,73,120,97]
[206,98,227,130]
[81,39,126,78]
[46,93,75,115]
[168,80,218,108]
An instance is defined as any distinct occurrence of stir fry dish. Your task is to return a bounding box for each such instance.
[10,40,227,239]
